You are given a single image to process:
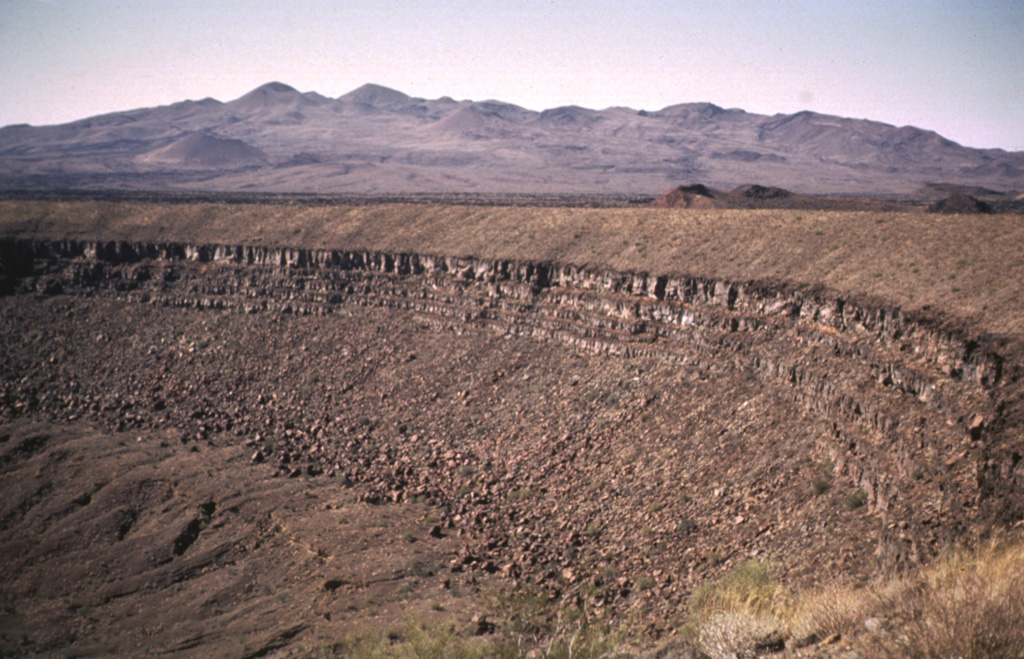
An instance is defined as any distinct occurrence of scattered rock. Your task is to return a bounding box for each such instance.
[0,234,1015,648]
[469,613,495,635]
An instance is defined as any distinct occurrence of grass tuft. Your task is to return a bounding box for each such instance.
[855,534,1024,658]
[320,620,502,659]
[685,533,1024,658]
[685,560,780,632]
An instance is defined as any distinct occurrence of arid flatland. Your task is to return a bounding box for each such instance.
[3,198,1023,335]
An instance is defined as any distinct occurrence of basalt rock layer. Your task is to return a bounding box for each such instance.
[4,239,1021,509]
[2,237,1023,630]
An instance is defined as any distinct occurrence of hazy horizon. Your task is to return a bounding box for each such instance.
[2,0,1023,152]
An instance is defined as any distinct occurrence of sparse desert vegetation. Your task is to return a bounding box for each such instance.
[299,533,1024,657]
[675,532,1024,659]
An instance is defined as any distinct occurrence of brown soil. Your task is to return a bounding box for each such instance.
[0,416,486,657]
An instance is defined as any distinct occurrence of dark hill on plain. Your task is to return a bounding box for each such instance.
[928,193,993,214]
[651,182,907,210]
[135,132,268,168]
[1,82,1023,195]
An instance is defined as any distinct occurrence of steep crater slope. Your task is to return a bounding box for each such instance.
[3,239,1021,559]
[1,203,1023,652]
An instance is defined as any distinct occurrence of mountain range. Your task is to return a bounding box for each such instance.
[1,81,1022,196]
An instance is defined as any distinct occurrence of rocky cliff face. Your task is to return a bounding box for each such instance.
[3,237,1019,540]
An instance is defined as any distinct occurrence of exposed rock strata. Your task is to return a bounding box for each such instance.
[3,237,1019,548]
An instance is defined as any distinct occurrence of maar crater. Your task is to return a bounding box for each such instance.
[1,200,1023,655]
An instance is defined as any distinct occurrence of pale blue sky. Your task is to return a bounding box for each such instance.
[2,0,1022,150]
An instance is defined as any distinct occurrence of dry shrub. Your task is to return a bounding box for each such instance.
[684,535,1024,658]
[788,582,875,643]
[684,561,788,658]
[856,534,1024,658]
[482,585,629,659]
[695,613,783,659]
[322,620,503,659]
[686,561,779,627]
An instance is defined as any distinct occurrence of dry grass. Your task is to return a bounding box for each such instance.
[685,533,1024,658]
[320,590,629,659]
[484,586,628,659]
[685,560,780,631]
[694,613,784,659]
[2,200,1023,336]
[682,560,788,658]
[853,534,1024,658]
[788,582,875,643]
[320,620,502,659]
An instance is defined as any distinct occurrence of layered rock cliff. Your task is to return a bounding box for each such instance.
[3,237,1019,545]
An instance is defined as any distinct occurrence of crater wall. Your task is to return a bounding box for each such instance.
[3,237,1020,537]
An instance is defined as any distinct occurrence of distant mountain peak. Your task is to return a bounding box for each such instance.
[653,102,745,125]
[254,81,299,94]
[231,82,302,102]
[658,101,727,114]
[226,82,307,112]
[535,105,601,128]
[338,83,412,108]
[428,105,517,137]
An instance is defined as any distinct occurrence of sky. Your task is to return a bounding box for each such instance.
[1,0,1022,151]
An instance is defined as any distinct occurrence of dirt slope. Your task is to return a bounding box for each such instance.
[135,132,269,168]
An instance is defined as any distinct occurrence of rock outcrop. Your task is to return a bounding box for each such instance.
[650,183,909,211]
[927,194,993,214]
[3,237,1019,543]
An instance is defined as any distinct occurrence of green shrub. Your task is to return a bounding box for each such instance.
[676,518,698,536]
[636,575,656,591]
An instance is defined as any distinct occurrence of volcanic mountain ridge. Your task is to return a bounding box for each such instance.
[2,81,1023,195]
